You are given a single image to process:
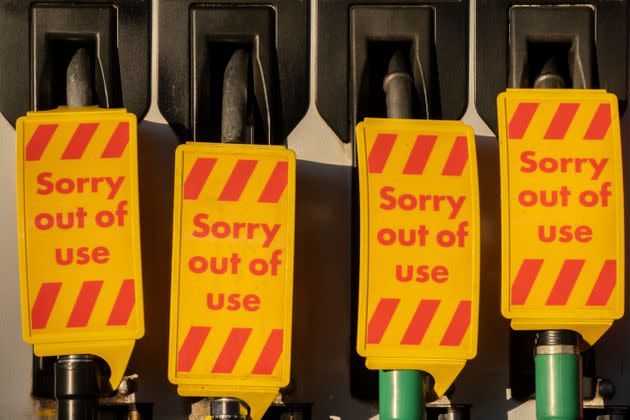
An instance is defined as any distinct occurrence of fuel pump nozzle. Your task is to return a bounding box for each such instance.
[533,56,566,90]
[208,48,252,420]
[221,49,249,144]
[54,48,108,420]
[383,50,413,120]
[531,59,582,420]
[377,49,426,420]
[66,47,92,108]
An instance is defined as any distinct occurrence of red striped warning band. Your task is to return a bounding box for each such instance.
[508,102,611,140]
[367,134,469,176]
[511,259,616,306]
[177,326,284,375]
[183,158,288,203]
[366,298,471,347]
[25,122,130,161]
[31,279,136,330]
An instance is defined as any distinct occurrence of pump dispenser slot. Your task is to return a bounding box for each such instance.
[159,0,308,145]
[190,6,276,144]
[31,5,122,111]
[0,0,150,126]
[476,0,626,133]
[509,6,595,90]
[317,0,468,144]
[193,42,257,143]
[350,6,436,142]
[356,41,427,121]
[36,38,98,110]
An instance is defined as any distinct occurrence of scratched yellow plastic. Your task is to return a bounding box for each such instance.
[498,89,624,345]
[355,118,479,396]
[168,143,295,394]
[16,107,143,388]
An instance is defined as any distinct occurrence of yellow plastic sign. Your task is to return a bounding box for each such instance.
[16,107,143,389]
[498,89,624,345]
[168,143,295,419]
[356,118,479,396]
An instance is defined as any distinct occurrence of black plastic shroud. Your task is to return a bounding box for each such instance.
[158,0,309,144]
[0,0,151,126]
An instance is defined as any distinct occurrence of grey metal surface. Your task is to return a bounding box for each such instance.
[66,48,92,108]
[221,49,250,144]
[384,50,413,120]
[210,398,248,419]
[55,355,101,420]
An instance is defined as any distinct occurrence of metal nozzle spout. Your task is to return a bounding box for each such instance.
[383,50,413,119]
[221,49,250,144]
[66,48,93,108]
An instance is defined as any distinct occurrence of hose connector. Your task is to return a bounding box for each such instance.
[535,330,581,420]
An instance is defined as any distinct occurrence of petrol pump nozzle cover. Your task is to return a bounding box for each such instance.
[497,89,624,346]
[168,142,296,420]
[16,106,143,389]
[355,118,480,397]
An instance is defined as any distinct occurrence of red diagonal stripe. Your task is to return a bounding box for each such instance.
[584,103,612,140]
[544,103,579,140]
[31,282,62,329]
[441,136,469,176]
[107,279,135,326]
[508,103,538,139]
[26,124,58,161]
[218,160,258,201]
[367,133,397,173]
[252,329,283,374]
[183,158,217,200]
[212,328,252,373]
[61,123,99,159]
[67,281,104,327]
[101,122,130,158]
[367,298,400,344]
[258,161,288,203]
[177,326,211,372]
[401,299,440,345]
[511,259,544,305]
[546,259,585,305]
[586,260,617,306]
[440,300,471,346]
[403,135,437,175]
